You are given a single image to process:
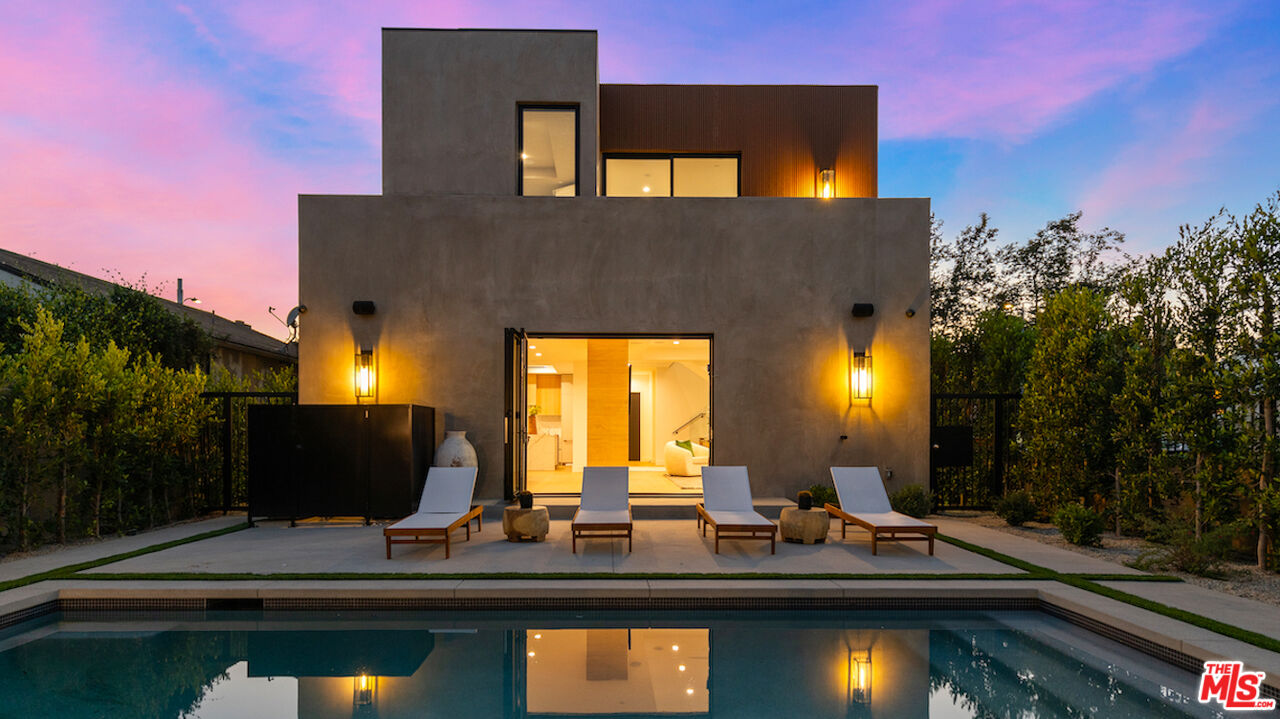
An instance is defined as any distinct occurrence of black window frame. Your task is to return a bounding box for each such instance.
[602,152,742,198]
[517,103,581,197]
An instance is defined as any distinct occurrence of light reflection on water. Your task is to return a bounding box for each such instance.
[0,610,1225,718]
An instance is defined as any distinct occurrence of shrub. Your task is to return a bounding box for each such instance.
[1054,503,1104,546]
[995,491,1037,526]
[1133,530,1231,578]
[807,484,838,509]
[890,485,932,518]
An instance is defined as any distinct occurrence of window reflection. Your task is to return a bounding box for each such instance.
[525,629,710,714]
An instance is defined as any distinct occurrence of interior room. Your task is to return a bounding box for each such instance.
[525,336,711,495]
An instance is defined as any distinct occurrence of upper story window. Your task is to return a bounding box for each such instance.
[519,105,579,197]
[604,154,739,197]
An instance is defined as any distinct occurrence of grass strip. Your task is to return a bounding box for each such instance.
[938,533,1280,656]
[73,571,1040,582]
[0,522,250,594]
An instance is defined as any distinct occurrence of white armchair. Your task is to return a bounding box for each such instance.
[664,440,710,476]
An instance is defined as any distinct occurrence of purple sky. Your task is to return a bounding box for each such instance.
[3,1,1278,340]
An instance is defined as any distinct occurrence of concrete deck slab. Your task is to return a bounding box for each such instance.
[931,516,1146,574]
[1098,580,1280,642]
[85,518,1017,576]
[0,515,246,582]
[1039,584,1280,680]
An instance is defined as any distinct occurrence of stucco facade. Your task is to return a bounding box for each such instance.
[298,29,930,501]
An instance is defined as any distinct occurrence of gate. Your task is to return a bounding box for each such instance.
[201,391,298,513]
[930,393,1020,509]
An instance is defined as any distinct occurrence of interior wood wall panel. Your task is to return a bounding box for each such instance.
[534,374,562,415]
[586,339,629,465]
[600,85,877,198]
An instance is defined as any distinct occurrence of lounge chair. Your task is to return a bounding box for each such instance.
[571,466,632,553]
[826,467,935,555]
[384,466,482,559]
[696,466,776,554]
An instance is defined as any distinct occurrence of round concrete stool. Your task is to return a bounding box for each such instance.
[503,505,550,542]
[780,507,829,544]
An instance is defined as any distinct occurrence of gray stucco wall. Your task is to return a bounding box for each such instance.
[382,29,598,196]
[298,195,930,500]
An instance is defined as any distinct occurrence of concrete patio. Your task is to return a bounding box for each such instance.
[84,517,1016,575]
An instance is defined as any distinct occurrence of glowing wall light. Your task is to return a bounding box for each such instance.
[851,352,871,401]
[817,168,835,199]
[846,649,871,707]
[353,673,378,708]
[354,347,376,401]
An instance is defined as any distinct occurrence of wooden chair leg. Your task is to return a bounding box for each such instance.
[572,531,577,554]
[628,530,632,552]
[445,533,451,559]
[714,529,720,554]
[871,531,878,555]
[385,537,391,559]
[928,533,935,555]
[770,532,776,555]
[842,521,847,539]
[465,523,471,540]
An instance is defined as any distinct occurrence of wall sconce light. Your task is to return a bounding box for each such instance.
[353,673,378,708]
[846,650,871,706]
[851,352,872,401]
[354,346,376,401]
[818,168,835,199]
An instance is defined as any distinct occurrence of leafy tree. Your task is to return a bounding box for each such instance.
[998,212,1124,315]
[1228,192,1280,568]
[1013,286,1123,510]
[1162,213,1237,540]
[931,213,1002,337]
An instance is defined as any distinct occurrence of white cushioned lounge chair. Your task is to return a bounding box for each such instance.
[826,467,935,555]
[384,466,482,559]
[696,466,776,554]
[571,466,632,553]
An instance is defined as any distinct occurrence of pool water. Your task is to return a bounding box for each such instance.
[0,609,1224,718]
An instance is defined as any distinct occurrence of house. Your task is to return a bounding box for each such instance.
[297,29,929,501]
[0,246,297,377]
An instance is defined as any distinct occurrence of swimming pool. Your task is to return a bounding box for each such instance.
[0,609,1225,718]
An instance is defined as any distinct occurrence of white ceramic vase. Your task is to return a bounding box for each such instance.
[435,430,478,468]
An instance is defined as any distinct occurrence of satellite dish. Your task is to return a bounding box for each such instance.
[285,305,307,328]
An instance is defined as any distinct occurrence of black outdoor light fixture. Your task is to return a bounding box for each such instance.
[352,300,377,315]
[851,303,874,318]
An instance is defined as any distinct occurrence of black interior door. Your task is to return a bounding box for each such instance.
[504,328,528,500]
[628,392,641,461]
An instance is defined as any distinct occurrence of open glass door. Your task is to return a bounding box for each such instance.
[504,328,529,501]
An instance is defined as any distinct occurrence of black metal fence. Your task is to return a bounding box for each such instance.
[201,391,297,513]
[930,393,1021,509]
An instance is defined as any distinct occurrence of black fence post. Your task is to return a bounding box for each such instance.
[221,394,233,514]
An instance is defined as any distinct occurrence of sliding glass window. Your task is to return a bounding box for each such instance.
[604,154,739,197]
[519,105,578,197]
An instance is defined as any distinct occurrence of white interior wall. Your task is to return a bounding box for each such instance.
[651,361,710,461]
[559,374,574,466]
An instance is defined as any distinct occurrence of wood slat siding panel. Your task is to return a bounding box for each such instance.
[586,339,630,465]
[599,84,877,198]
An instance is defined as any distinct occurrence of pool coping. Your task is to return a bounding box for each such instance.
[2,578,1276,699]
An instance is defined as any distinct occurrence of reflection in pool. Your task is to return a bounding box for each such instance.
[0,610,1225,718]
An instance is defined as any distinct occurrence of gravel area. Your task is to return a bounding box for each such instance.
[941,510,1280,609]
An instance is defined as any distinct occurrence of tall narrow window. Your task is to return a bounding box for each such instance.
[519,106,578,196]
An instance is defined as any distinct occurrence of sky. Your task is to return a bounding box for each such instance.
[2,1,1278,340]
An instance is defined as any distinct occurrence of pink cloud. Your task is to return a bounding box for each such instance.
[0,0,365,341]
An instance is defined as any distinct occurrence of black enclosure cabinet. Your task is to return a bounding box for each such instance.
[248,404,435,522]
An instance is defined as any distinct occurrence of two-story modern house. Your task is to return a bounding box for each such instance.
[297,28,930,502]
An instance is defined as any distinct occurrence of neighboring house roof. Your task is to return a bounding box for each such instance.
[0,247,296,362]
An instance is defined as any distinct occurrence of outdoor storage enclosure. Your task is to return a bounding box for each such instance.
[248,404,436,522]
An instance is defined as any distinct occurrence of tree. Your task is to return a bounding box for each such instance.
[1014,286,1123,511]
[1162,211,1238,540]
[931,213,1001,337]
[1228,192,1280,568]
[999,212,1124,315]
